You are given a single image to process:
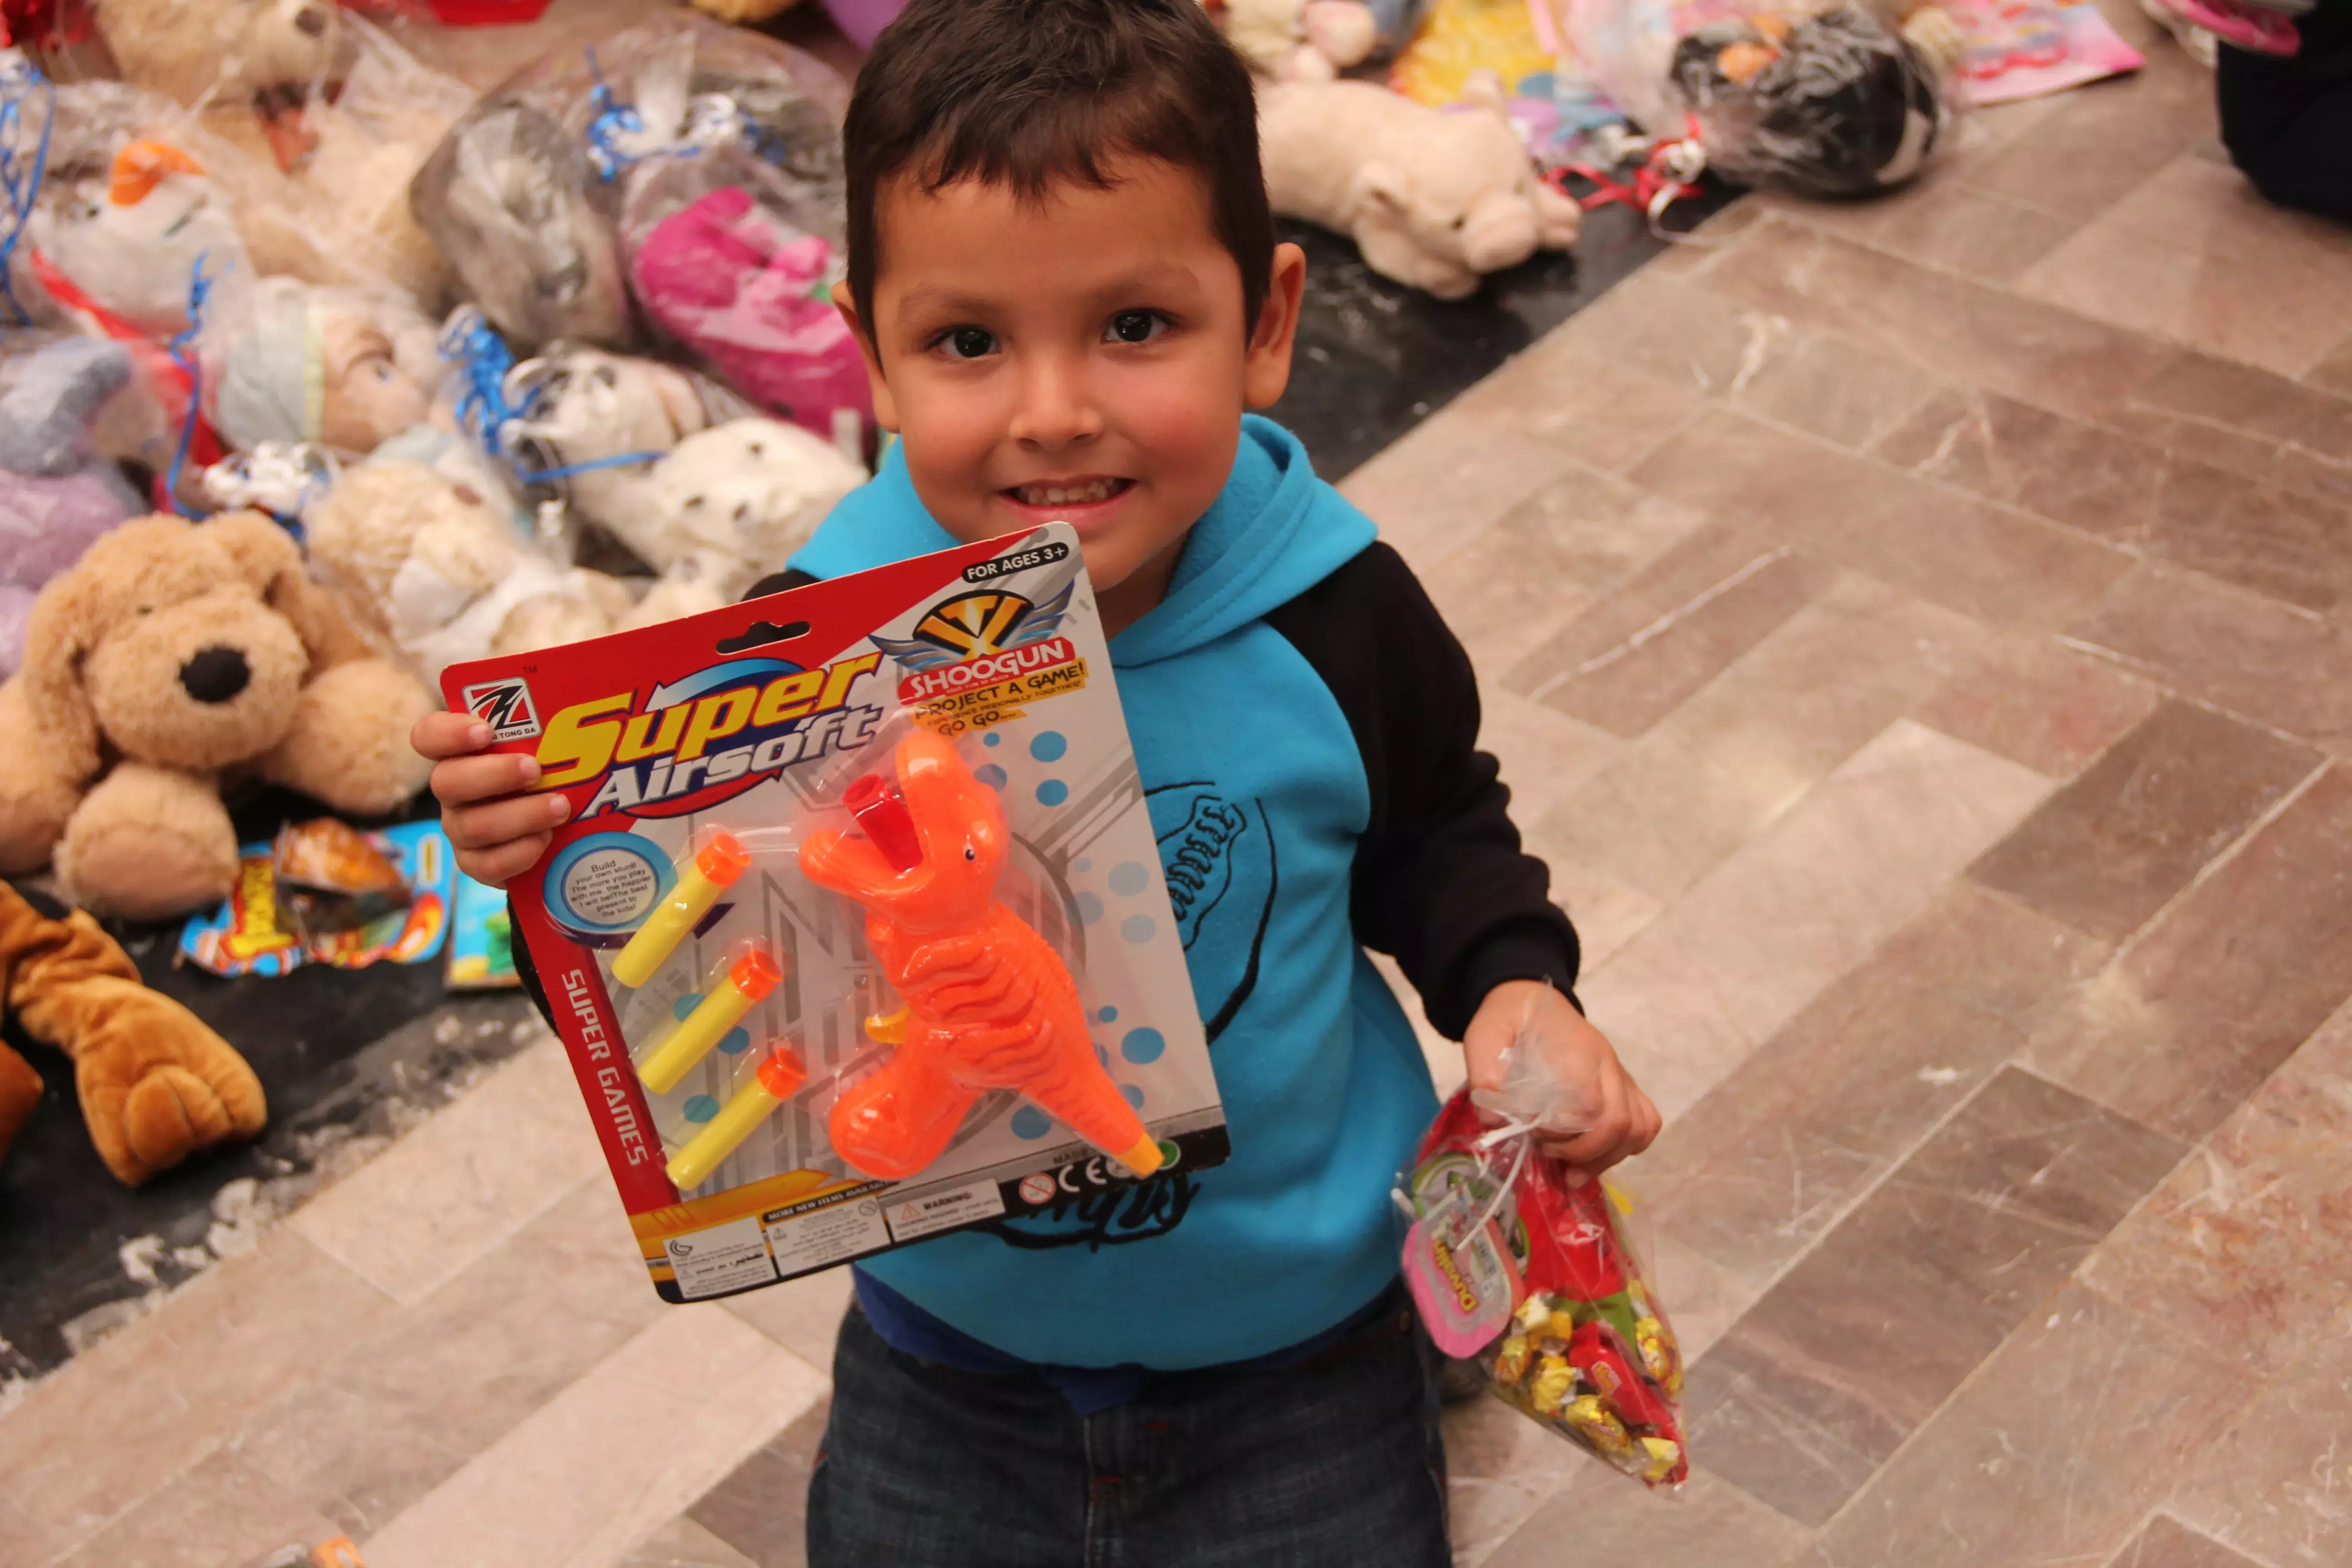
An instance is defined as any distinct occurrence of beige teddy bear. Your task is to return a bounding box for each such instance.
[0,512,436,921]
[92,0,353,167]
[304,458,640,685]
[1259,78,1582,299]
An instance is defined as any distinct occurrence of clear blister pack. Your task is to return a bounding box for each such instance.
[1563,0,1962,197]
[441,523,1229,1303]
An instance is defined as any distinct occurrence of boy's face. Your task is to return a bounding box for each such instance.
[840,157,1305,632]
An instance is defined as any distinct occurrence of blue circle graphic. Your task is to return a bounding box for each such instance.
[1075,892,1104,925]
[1121,1027,1166,1064]
[717,1027,752,1056]
[1009,1106,1052,1139]
[1073,857,1092,873]
[672,993,703,1020]
[975,764,1008,790]
[1120,1083,1145,1109]
[544,831,672,932]
[1109,861,1148,896]
[1121,914,1155,944]
[1097,1004,1118,1023]
[983,730,1001,747]
[682,1095,720,1124]
[1029,731,1068,762]
[1036,779,1068,807]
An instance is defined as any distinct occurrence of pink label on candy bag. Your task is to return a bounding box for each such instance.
[1404,1192,1521,1357]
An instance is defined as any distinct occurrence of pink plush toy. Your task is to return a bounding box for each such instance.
[629,186,872,445]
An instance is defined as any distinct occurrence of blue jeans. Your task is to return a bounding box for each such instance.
[807,1289,1452,1568]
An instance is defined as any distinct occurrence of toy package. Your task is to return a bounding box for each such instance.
[1399,999,1688,1488]
[447,870,519,989]
[441,523,1228,1303]
[181,819,455,977]
[1947,0,2141,103]
[1562,0,1961,198]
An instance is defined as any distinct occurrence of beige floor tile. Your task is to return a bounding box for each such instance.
[2078,997,2352,1377]
[1443,340,1706,475]
[1802,1284,2228,1568]
[718,1266,854,1376]
[1474,687,1623,828]
[620,1515,761,1568]
[1482,1462,1811,1568]
[1589,722,2049,1115]
[1761,181,2081,287]
[1578,916,1763,1125]
[1912,631,2164,777]
[238,1180,663,1538]
[2106,1516,2270,1568]
[0,1229,387,1568]
[1535,857,1663,973]
[1338,407,1583,572]
[2309,332,2352,398]
[44,1451,343,1568]
[360,1307,828,1568]
[289,1036,609,1305]
[2168,1302,2352,1568]
[1441,1396,1583,1568]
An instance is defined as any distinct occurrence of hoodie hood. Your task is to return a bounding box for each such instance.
[787,416,1376,667]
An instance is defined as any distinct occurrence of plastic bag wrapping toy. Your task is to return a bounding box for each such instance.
[1563,0,1960,197]
[1400,997,1689,1488]
[189,13,476,310]
[410,13,851,353]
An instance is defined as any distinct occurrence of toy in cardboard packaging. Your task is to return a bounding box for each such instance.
[444,523,1227,1303]
[1401,997,1689,1488]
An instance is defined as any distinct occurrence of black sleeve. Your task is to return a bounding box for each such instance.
[510,566,825,1033]
[1264,542,1581,1040]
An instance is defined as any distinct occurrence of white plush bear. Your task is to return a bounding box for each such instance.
[625,418,869,625]
[1258,79,1582,299]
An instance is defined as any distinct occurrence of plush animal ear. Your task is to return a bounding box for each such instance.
[1348,159,1411,220]
[205,510,351,666]
[17,571,103,787]
[647,363,710,442]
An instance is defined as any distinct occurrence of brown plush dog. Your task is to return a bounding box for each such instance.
[0,881,265,1185]
[0,512,435,921]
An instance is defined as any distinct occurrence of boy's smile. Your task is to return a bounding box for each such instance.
[839,157,1304,636]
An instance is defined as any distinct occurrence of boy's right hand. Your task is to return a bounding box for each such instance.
[413,711,571,887]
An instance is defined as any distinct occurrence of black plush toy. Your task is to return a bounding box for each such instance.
[1668,5,1945,197]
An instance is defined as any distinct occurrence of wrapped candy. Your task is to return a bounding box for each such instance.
[1560,0,1961,198]
[1399,998,1689,1489]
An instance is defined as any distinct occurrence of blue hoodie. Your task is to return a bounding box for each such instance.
[781,416,1580,1372]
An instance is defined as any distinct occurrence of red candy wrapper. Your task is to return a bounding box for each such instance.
[1401,1086,1689,1489]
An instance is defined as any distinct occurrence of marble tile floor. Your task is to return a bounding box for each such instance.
[9,6,2352,1565]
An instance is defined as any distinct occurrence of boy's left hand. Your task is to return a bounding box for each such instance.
[1462,980,1661,1180]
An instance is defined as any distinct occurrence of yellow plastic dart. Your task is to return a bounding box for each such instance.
[611,832,751,990]
[666,1047,809,1190]
[635,945,784,1095]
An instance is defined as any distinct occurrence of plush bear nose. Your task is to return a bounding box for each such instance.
[180,646,252,704]
[294,5,327,34]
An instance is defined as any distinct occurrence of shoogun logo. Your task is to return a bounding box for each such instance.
[874,581,1074,672]
[461,677,542,740]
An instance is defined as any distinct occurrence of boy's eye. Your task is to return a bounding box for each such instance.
[1106,310,1166,345]
[938,327,996,360]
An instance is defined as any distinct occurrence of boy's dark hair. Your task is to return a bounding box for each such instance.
[844,0,1274,343]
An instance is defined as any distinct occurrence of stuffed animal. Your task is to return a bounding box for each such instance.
[1,338,143,680]
[89,0,354,168]
[627,416,867,624]
[1258,78,1580,298]
[497,344,720,552]
[0,511,435,920]
[1218,0,1426,82]
[207,278,436,456]
[302,456,638,683]
[0,880,267,1186]
[628,186,871,444]
[27,138,251,336]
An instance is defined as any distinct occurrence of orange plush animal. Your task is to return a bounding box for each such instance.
[799,730,1162,1182]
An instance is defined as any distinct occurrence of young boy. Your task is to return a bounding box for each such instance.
[416,0,1660,1560]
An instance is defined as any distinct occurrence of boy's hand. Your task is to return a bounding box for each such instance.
[1462,980,1661,1181]
[412,711,570,888]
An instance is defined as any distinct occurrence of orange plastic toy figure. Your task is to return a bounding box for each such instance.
[799,731,1164,1182]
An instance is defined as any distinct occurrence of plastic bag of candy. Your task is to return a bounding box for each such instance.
[1398,993,1689,1488]
[1559,0,1963,198]
[410,13,851,354]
